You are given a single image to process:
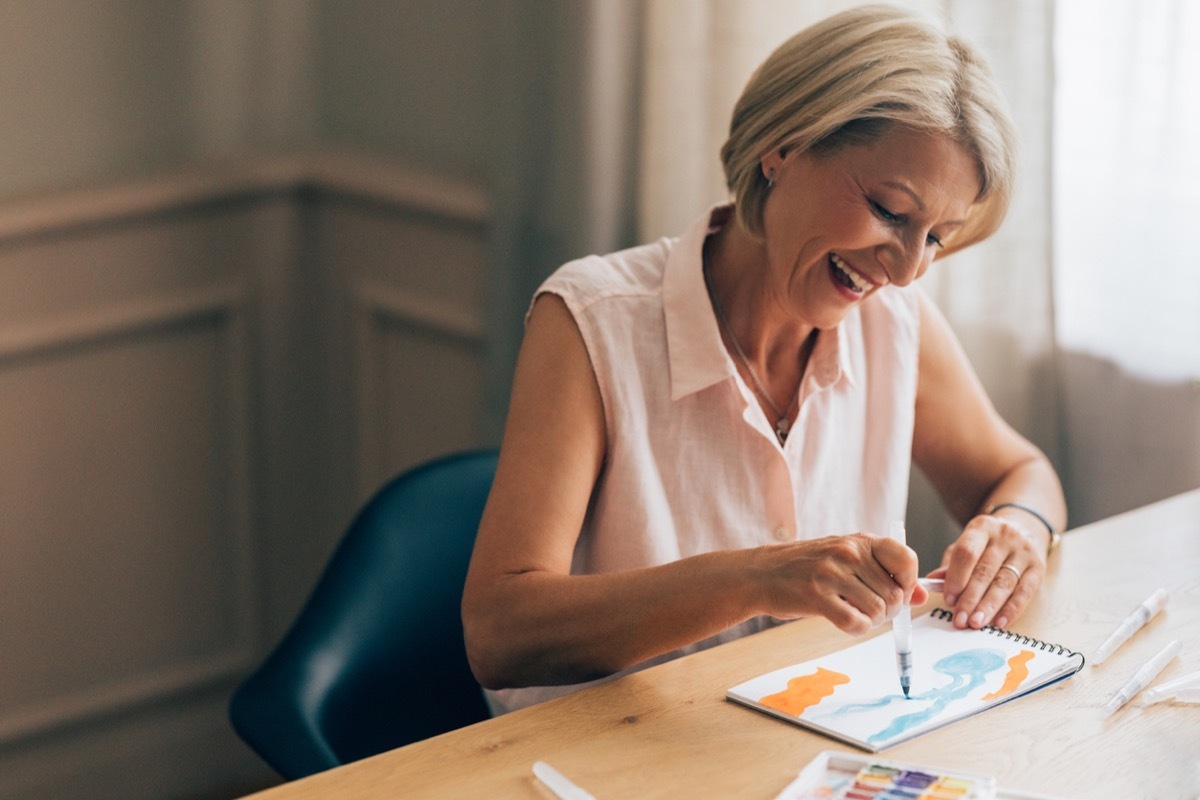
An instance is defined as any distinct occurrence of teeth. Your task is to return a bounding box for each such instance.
[830,253,870,292]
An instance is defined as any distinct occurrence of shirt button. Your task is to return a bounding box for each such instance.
[773,526,790,542]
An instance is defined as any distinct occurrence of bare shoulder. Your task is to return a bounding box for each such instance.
[515,293,605,434]
[469,292,606,574]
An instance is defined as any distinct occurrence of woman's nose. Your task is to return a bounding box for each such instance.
[876,236,932,286]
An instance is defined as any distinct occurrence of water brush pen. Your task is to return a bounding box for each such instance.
[890,520,913,699]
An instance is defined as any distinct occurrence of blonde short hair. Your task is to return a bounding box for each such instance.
[720,4,1016,256]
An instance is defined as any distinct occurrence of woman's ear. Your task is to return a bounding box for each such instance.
[760,147,788,182]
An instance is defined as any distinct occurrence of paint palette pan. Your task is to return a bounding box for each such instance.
[774,750,995,800]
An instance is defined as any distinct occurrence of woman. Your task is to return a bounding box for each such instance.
[462,4,1065,715]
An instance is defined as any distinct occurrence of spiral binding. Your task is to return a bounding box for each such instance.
[928,608,1081,658]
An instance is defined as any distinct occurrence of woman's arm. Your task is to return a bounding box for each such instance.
[462,294,923,689]
[912,291,1066,630]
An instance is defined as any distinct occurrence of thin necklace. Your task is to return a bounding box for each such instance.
[704,266,799,445]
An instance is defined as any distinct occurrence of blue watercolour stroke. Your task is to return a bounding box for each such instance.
[825,648,1007,746]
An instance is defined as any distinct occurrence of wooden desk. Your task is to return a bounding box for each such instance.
[243,490,1200,799]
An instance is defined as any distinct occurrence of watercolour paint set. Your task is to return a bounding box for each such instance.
[773,751,1070,800]
[727,609,1085,752]
[774,750,994,799]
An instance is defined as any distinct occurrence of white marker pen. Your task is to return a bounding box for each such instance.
[1141,669,1200,705]
[890,520,913,699]
[1104,639,1182,715]
[1171,687,1200,703]
[1092,588,1168,665]
[533,761,596,800]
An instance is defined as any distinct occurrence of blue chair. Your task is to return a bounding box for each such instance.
[229,450,497,780]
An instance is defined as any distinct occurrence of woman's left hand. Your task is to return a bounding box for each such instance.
[926,513,1047,630]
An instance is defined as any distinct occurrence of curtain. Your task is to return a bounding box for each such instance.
[639,0,1057,566]
[483,0,642,439]
[1053,0,1200,523]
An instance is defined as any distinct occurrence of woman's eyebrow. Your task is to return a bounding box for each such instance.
[883,180,926,210]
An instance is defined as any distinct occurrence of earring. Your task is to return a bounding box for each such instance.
[767,168,776,188]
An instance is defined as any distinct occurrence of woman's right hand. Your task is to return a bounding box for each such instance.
[754,533,928,634]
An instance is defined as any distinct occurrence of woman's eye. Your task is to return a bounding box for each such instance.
[871,200,900,222]
[872,199,943,249]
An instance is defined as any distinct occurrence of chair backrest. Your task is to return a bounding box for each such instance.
[229,449,497,780]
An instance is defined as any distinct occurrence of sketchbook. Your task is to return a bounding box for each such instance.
[727,608,1085,752]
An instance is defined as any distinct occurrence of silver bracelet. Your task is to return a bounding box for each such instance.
[986,502,1061,554]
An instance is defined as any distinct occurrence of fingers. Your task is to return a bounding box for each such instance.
[991,564,1037,629]
[814,537,900,633]
[871,537,921,601]
[941,516,1045,629]
[761,534,920,636]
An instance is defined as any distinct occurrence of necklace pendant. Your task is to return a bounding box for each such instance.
[774,418,790,444]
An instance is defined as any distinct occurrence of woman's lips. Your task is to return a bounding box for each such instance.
[829,252,874,296]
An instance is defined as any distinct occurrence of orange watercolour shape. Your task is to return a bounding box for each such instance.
[759,667,850,715]
[982,649,1035,700]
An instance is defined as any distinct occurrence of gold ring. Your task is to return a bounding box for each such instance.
[999,563,1023,581]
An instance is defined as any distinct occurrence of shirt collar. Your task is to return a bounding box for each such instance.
[663,206,735,400]
[663,205,856,402]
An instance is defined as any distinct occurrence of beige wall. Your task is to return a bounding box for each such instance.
[0,1,541,797]
[0,156,491,800]
[0,0,526,200]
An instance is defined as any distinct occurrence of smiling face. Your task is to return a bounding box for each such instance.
[758,126,981,329]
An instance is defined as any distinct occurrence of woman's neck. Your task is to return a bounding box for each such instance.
[702,217,817,427]
[703,219,816,375]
